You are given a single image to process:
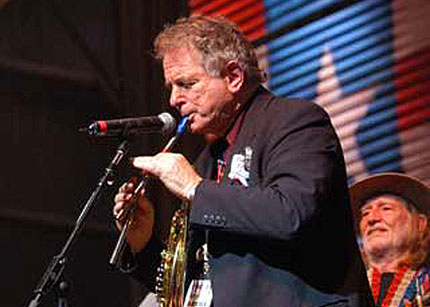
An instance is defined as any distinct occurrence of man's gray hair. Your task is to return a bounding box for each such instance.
[154,15,267,84]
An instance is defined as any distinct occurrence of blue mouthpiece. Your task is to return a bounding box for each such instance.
[176,116,189,135]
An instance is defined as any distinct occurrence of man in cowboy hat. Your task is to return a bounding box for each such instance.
[350,172,430,307]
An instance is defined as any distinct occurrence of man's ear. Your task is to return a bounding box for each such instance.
[417,213,428,233]
[223,60,244,94]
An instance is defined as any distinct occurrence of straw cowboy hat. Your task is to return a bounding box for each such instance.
[349,172,430,217]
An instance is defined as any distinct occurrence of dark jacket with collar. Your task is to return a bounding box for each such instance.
[187,86,373,307]
[129,86,373,307]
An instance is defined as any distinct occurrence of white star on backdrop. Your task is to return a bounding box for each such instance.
[315,46,379,181]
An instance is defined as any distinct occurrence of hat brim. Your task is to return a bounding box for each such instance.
[349,172,430,219]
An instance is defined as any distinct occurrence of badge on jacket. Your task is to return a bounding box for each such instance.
[228,146,252,187]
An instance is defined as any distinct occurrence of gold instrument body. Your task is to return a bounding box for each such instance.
[156,203,189,307]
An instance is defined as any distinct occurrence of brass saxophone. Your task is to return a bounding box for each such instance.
[155,201,189,307]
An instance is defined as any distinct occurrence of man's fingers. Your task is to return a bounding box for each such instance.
[113,209,125,222]
[113,199,125,216]
[114,183,135,222]
[132,157,151,169]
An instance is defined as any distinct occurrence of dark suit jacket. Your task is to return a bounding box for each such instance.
[129,87,374,307]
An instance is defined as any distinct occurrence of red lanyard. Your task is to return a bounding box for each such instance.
[215,110,246,184]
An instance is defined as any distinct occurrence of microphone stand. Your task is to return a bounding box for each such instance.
[26,139,128,307]
[56,280,70,307]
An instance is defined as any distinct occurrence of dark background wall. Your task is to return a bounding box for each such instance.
[3,0,429,306]
[0,1,197,306]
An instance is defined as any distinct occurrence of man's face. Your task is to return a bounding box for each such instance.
[360,195,418,259]
[162,47,239,135]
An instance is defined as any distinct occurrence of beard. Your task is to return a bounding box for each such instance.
[363,229,411,265]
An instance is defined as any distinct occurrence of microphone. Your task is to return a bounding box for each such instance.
[81,112,177,136]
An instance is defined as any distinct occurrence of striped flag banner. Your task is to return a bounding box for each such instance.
[189,0,430,185]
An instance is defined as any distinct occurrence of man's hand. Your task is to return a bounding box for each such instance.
[113,178,155,253]
[132,153,203,202]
